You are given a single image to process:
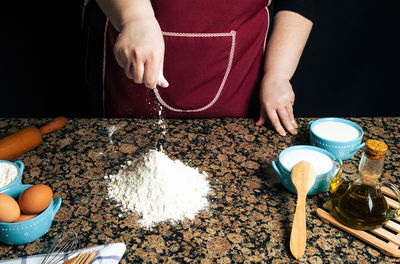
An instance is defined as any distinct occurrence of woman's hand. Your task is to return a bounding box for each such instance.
[113,17,168,88]
[256,10,312,135]
[256,76,298,136]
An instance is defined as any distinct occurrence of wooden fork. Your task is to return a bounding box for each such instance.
[62,250,96,264]
[73,251,96,264]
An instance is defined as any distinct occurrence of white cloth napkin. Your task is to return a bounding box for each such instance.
[0,243,126,264]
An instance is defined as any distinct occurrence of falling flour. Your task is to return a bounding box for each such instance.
[106,150,210,228]
[155,102,166,151]
[107,125,119,143]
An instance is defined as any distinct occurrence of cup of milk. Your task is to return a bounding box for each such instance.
[309,118,365,160]
[272,145,342,195]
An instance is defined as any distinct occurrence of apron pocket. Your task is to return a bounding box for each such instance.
[154,30,236,112]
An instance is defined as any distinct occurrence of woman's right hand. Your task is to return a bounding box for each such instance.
[113,17,168,88]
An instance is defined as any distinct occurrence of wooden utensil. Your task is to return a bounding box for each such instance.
[289,160,316,260]
[63,250,96,264]
[0,117,67,161]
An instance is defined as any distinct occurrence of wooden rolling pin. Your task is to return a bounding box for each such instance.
[0,117,67,161]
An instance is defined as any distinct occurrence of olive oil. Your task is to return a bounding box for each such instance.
[328,139,399,230]
[330,181,388,230]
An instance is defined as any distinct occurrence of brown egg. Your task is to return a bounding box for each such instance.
[13,213,38,222]
[18,184,53,214]
[0,193,20,222]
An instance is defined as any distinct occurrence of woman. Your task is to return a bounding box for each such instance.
[88,0,314,136]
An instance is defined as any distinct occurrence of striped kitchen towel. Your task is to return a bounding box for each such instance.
[0,243,126,264]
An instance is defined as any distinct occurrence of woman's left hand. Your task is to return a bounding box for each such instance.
[256,76,298,136]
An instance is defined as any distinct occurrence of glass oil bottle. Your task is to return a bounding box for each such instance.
[329,139,400,230]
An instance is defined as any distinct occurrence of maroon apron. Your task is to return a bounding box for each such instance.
[103,0,270,118]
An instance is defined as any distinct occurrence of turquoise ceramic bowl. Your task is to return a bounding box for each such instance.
[272,145,342,195]
[0,160,24,192]
[309,118,365,160]
[0,184,61,245]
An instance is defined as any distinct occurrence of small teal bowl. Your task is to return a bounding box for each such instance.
[0,184,62,245]
[272,145,342,195]
[309,118,365,160]
[0,160,24,192]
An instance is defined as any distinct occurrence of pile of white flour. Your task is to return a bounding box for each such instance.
[0,162,18,189]
[106,150,210,228]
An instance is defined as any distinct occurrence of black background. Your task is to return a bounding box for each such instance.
[0,1,399,118]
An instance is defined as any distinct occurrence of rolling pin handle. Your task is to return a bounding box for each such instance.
[39,117,67,135]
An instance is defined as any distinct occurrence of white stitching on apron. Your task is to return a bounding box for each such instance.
[153,30,236,112]
[102,18,109,117]
[162,32,234,37]
[263,6,270,54]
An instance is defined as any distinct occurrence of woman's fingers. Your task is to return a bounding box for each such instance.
[266,107,287,136]
[261,105,297,136]
[132,58,145,84]
[123,64,135,80]
[157,70,169,88]
[119,50,168,88]
[277,107,297,135]
[143,57,161,88]
[258,77,297,135]
[113,18,166,88]
[286,105,298,128]
[114,51,126,69]
[256,107,267,126]
[115,49,135,80]
[127,59,169,89]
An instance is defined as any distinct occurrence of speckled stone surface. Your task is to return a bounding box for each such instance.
[0,117,399,263]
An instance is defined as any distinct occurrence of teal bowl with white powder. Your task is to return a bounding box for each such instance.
[272,145,342,195]
[0,160,24,192]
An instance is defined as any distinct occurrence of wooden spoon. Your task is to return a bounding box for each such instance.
[289,160,317,260]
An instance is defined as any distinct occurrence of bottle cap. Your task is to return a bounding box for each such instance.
[365,139,388,158]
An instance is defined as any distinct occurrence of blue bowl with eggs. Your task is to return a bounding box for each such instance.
[0,184,62,245]
[309,118,365,160]
[272,145,342,195]
[0,160,24,192]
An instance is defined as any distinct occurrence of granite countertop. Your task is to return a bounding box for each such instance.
[0,117,399,263]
